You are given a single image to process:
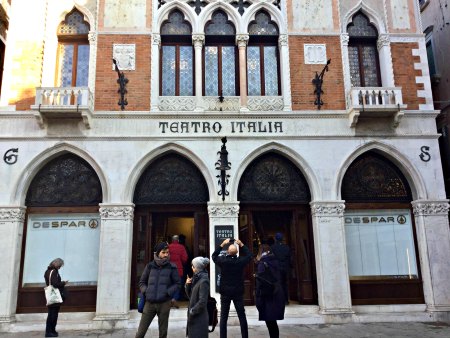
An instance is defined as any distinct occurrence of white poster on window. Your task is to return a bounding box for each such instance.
[23,214,101,287]
[344,209,418,279]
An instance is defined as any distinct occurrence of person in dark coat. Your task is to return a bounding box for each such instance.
[135,242,181,338]
[185,256,210,338]
[44,257,67,337]
[270,232,291,304]
[212,238,252,338]
[169,235,188,306]
[255,244,285,338]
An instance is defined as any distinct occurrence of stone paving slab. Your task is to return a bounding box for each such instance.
[1,322,450,338]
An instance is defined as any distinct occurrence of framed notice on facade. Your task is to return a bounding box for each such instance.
[214,225,234,292]
[344,209,418,280]
[23,214,101,287]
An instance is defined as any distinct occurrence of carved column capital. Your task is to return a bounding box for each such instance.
[152,34,161,46]
[377,34,391,50]
[310,201,346,217]
[412,200,450,216]
[99,204,135,221]
[88,32,97,43]
[0,207,26,222]
[278,34,288,47]
[208,203,240,217]
[340,33,349,46]
[192,34,205,47]
[236,34,249,48]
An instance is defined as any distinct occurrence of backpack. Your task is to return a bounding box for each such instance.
[255,262,278,297]
[207,295,218,333]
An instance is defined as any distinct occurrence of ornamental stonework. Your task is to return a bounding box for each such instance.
[99,206,134,220]
[310,203,345,217]
[208,205,239,217]
[0,208,26,221]
[412,201,450,216]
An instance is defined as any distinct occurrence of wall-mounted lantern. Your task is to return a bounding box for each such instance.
[215,137,231,201]
[113,58,129,111]
[312,59,331,110]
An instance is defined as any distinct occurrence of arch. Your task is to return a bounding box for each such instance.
[155,2,197,33]
[342,1,386,34]
[232,143,321,201]
[12,143,109,205]
[198,3,242,34]
[334,142,427,201]
[243,3,286,35]
[124,143,215,204]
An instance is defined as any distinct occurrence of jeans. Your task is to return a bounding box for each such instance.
[135,300,171,338]
[220,294,248,338]
[45,305,60,334]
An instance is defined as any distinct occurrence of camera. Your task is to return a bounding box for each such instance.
[229,239,235,243]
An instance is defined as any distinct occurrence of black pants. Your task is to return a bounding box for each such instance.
[46,305,60,334]
[280,270,289,303]
[266,320,279,338]
[220,294,248,338]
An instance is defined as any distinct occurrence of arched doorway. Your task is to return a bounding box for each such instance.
[131,152,209,309]
[342,151,424,304]
[18,153,103,313]
[238,152,317,305]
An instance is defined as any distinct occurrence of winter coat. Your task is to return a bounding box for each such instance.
[44,267,65,308]
[139,260,180,303]
[185,270,210,338]
[271,242,291,272]
[255,254,285,321]
[212,245,252,296]
[169,241,188,277]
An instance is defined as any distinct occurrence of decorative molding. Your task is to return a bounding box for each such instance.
[0,207,26,221]
[247,96,284,111]
[236,34,249,47]
[88,32,97,43]
[377,34,390,50]
[99,204,134,220]
[304,44,327,64]
[192,34,205,47]
[310,201,345,217]
[158,97,196,111]
[152,34,161,45]
[340,33,349,46]
[412,200,450,216]
[389,36,422,44]
[208,205,240,217]
[278,34,288,47]
[203,96,240,111]
[112,44,136,71]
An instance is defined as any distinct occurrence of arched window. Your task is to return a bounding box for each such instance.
[204,10,238,96]
[347,12,381,87]
[247,11,280,96]
[160,10,194,96]
[56,8,90,87]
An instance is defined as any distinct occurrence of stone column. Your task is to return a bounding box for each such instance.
[310,201,353,315]
[377,34,395,87]
[150,34,161,111]
[340,33,351,99]
[0,207,26,322]
[278,34,292,111]
[412,200,450,314]
[88,32,97,104]
[95,204,134,320]
[193,34,205,112]
[236,34,249,112]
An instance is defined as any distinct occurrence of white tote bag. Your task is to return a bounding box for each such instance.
[44,270,63,306]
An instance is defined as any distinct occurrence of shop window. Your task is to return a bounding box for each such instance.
[204,10,238,96]
[347,12,381,87]
[247,11,280,96]
[56,8,90,88]
[160,10,194,96]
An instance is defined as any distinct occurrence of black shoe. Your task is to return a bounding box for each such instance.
[45,333,58,337]
[52,332,59,337]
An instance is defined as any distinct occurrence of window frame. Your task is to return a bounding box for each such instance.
[55,35,90,87]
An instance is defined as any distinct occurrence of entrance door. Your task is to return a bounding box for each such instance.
[130,207,209,309]
[239,207,317,305]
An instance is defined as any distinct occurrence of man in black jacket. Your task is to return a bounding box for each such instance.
[271,232,291,304]
[135,242,180,338]
[212,238,252,338]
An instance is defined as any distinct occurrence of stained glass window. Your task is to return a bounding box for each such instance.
[160,10,194,96]
[347,12,381,87]
[247,11,280,96]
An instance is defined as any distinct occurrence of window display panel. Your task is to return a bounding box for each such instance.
[344,209,418,280]
[23,214,100,287]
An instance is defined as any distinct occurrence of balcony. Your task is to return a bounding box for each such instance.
[347,87,407,128]
[31,87,93,128]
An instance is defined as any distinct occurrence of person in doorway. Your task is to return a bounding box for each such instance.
[44,258,68,337]
[169,235,188,307]
[212,238,252,338]
[255,244,285,338]
[135,242,180,338]
[179,233,193,301]
[185,257,210,338]
[270,232,291,304]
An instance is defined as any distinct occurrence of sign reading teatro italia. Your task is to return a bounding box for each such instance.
[158,120,284,134]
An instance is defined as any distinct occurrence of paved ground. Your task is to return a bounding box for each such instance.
[1,322,450,338]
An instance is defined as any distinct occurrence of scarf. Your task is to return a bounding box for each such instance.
[153,253,170,267]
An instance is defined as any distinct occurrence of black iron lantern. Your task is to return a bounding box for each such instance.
[215,137,231,201]
[312,59,331,110]
[113,58,129,111]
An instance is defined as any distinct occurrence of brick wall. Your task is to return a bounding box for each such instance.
[289,36,345,111]
[95,35,151,111]
[391,42,425,110]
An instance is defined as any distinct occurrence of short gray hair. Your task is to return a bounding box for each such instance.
[49,258,64,269]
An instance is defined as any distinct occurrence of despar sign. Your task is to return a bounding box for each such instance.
[29,214,100,230]
[344,212,409,226]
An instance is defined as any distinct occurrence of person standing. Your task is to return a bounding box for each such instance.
[169,235,188,307]
[44,258,68,337]
[270,232,291,304]
[255,244,285,338]
[135,242,180,338]
[185,257,210,338]
[212,238,252,338]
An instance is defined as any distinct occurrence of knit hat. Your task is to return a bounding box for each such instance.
[192,257,210,270]
[154,242,169,256]
[275,232,283,241]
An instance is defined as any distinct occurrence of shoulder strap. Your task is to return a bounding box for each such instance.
[48,270,54,286]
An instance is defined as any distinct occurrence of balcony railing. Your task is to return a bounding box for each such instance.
[347,87,407,128]
[31,87,93,128]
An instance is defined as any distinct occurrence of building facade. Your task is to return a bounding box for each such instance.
[1,0,450,330]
